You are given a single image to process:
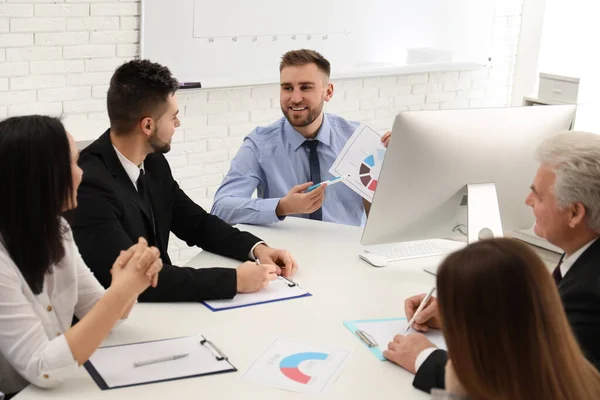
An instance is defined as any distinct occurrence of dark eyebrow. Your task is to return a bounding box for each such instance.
[280,81,316,86]
[174,109,179,116]
[530,185,539,195]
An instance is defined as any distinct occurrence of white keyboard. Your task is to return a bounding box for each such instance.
[364,239,466,262]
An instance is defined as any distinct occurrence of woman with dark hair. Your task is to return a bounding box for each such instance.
[431,238,600,399]
[0,115,162,396]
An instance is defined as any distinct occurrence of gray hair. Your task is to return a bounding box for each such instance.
[536,131,600,232]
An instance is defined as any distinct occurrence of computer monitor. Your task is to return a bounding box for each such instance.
[361,104,577,246]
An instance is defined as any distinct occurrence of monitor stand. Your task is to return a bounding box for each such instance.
[424,183,503,276]
[466,183,504,243]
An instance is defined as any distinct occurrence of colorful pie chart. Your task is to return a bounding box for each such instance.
[359,149,386,191]
[279,352,329,384]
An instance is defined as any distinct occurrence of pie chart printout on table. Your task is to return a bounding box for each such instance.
[279,352,329,384]
[242,339,351,395]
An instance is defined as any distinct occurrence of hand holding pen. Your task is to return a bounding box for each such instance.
[257,259,297,287]
[404,287,440,333]
[275,175,352,218]
[306,175,351,192]
[275,181,327,218]
[235,260,278,293]
[252,244,298,278]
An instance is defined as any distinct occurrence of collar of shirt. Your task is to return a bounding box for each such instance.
[286,114,332,151]
[561,236,599,277]
[113,145,144,190]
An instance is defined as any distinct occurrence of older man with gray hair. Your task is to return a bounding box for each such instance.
[382,131,600,393]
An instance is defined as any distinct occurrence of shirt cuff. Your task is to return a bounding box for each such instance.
[259,198,286,224]
[415,347,438,373]
[248,241,266,260]
[34,334,79,388]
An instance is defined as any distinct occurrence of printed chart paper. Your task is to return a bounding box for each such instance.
[329,124,386,202]
[243,338,351,395]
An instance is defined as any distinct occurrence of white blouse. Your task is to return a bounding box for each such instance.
[0,220,106,394]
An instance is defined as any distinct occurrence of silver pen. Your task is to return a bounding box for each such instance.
[133,353,189,368]
[405,286,436,333]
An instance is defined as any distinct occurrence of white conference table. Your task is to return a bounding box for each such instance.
[15,218,559,399]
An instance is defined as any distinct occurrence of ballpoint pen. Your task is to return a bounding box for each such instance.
[257,257,296,286]
[133,353,189,368]
[405,286,436,334]
[279,275,297,287]
[306,175,351,192]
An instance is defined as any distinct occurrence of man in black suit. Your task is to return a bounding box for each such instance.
[382,131,600,392]
[65,59,298,302]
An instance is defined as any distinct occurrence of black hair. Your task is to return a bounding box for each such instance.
[0,115,73,294]
[107,59,179,134]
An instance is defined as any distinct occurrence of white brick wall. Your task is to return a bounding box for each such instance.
[35,4,90,18]
[0,33,34,47]
[0,0,523,265]
[0,5,34,19]
[7,45,61,61]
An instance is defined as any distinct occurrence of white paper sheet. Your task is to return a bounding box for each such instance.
[203,277,310,311]
[243,338,351,396]
[329,124,386,202]
[354,319,446,356]
[88,335,235,388]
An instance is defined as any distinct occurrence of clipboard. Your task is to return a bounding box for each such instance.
[85,335,236,390]
[202,276,311,312]
[344,318,446,361]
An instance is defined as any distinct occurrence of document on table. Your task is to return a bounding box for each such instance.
[329,124,386,202]
[344,318,446,361]
[243,338,351,396]
[85,335,236,389]
[202,277,311,311]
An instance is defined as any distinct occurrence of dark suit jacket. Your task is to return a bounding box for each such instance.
[64,130,262,302]
[413,238,600,393]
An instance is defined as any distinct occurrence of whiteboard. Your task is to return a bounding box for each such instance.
[141,0,495,88]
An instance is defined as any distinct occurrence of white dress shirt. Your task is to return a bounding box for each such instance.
[0,220,106,394]
[560,237,598,278]
[113,145,144,191]
[113,145,264,259]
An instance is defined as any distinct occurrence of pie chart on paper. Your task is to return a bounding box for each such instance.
[279,352,329,384]
[242,338,351,395]
[359,149,386,191]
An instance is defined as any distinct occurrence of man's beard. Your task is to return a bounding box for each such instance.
[281,101,324,128]
[149,128,171,154]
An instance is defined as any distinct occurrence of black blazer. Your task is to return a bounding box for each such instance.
[413,238,600,393]
[65,130,262,302]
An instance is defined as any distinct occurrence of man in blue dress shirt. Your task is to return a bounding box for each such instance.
[212,49,390,226]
